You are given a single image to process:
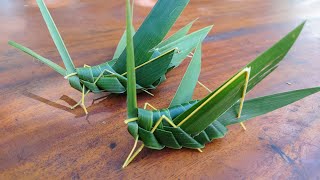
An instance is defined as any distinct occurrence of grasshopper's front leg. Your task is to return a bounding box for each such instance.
[68,65,100,114]
[122,103,158,168]
[123,103,203,168]
[64,69,90,114]
[143,102,157,110]
[122,114,179,168]
[69,84,90,114]
[70,68,115,114]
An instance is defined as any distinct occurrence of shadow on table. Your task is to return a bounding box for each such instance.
[22,91,122,120]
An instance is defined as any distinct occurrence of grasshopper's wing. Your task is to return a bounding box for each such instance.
[157,25,212,69]
[145,24,212,90]
[173,67,249,135]
[173,22,306,135]
[134,49,176,87]
[154,19,197,50]
[243,21,306,93]
[169,43,202,107]
[112,0,191,73]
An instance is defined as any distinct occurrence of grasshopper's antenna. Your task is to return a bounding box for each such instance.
[37,0,82,91]
[36,0,76,76]
[126,0,138,118]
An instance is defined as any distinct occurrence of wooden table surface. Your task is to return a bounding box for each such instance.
[1,0,320,179]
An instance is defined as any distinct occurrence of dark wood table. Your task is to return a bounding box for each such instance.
[1,0,320,179]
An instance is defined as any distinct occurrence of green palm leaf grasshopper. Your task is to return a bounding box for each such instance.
[8,0,212,114]
[122,0,320,168]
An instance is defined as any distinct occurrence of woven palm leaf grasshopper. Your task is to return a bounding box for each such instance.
[8,0,211,114]
[122,0,319,167]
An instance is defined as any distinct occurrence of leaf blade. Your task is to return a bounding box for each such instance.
[170,43,202,107]
[126,0,138,118]
[245,21,306,92]
[36,0,76,74]
[219,87,320,126]
[8,41,66,76]
[113,0,190,73]
[154,19,197,49]
[158,25,212,68]
[134,49,176,87]
[113,26,136,60]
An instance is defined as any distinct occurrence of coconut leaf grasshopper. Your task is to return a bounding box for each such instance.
[122,2,319,167]
[8,0,212,114]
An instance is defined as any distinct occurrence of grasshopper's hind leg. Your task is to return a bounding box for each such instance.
[197,75,250,131]
[143,102,157,110]
[237,67,251,130]
[198,81,212,93]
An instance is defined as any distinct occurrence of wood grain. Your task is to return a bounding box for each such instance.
[1,0,320,179]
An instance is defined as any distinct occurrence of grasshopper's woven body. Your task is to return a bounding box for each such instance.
[76,62,126,93]
[127,100,229,150]
[72,50,170,94]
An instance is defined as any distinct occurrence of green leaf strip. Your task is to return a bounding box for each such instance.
[36,0,76,74]
[113,0,190,73]
[126,0,138,118]
[170,43,202,107]
[8,41,66,76]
